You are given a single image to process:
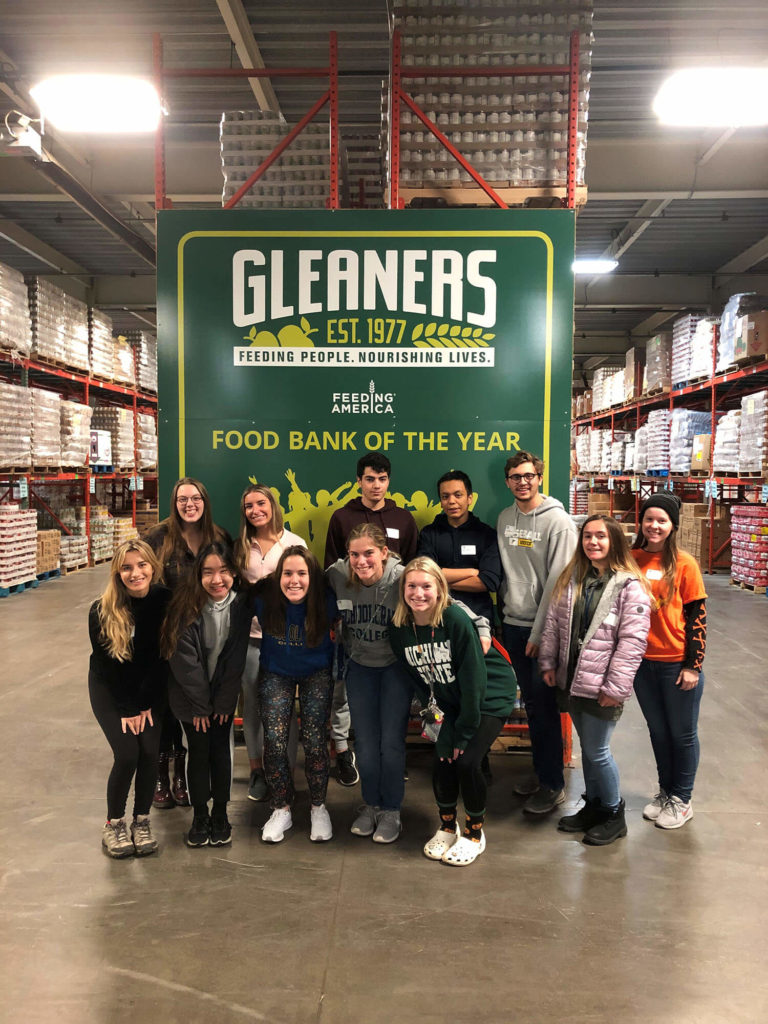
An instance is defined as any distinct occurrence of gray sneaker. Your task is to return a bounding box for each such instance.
[514,773,540,797]
[248,770,269,802]
[102,819,134,858]
[350,804,379,836]
[523,787,565,815]
[131,814,158,856]
[372,809,402,844]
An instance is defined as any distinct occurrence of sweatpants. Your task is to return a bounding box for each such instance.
[433,714,506,816]
[181,717,234,812]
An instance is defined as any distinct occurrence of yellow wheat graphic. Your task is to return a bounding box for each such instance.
[411,322,494,349]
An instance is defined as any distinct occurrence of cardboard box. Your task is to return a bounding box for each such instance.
[624,346,644,404]
[691,434,712,474]
[735,310,768,362]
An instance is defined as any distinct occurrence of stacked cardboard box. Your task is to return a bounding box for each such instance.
[587,491,610,516]
[678,503,730,570]
[113,516,139,551]
[735,310,768,363]
[36,529,61,574]
[643,334,671,394]
[134,508,159,538]
[624,346,643,404]
[690,434,712,475]
[0,505,37,587]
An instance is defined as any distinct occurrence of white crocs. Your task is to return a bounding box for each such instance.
[441,831,486,866]
[262,806,293,843]
[423,825,460,861]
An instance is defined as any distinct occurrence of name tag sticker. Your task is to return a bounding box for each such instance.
[604,612,618,627]
[386,527,400,539]
[336,599,353,611]
[461,544,477,555]
[646,569,663,580]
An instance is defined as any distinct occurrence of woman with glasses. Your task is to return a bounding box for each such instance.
[146,477,232,810]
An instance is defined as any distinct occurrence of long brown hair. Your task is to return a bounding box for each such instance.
[553,514,646,604]
[161,542,239,659]
[346,523,390,587]
[233,483,284,576]
[258,546,329,648]
[98,540,161,662]
[633,507,678,608]
[155,477,226,578]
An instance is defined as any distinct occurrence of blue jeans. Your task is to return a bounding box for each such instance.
[345,660,413,811]
[569,708,620,811]
[634,659,704,803]
[503,623,565,791]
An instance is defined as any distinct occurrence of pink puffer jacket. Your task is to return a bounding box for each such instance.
[538,571,650,704]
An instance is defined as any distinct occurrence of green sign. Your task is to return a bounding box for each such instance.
[157,209,574,558]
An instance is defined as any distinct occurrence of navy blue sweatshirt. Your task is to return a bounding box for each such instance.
[417,512,501,621]
[253,589,337,677]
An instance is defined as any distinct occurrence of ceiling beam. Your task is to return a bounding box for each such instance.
[631,310,680,337]
[602,198,673,262]
[215,0,282,114]
[717,233,768,275]
[0,216,91,293]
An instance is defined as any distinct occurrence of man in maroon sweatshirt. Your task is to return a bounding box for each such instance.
[323,452,419,786]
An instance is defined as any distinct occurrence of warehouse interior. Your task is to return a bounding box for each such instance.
[1,2,768,1022]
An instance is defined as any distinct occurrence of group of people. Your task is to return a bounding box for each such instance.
[88,449,707,867]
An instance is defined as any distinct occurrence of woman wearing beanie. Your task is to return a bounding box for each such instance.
[632,491,707,829]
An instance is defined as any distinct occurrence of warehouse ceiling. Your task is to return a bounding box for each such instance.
[1,0,767,380]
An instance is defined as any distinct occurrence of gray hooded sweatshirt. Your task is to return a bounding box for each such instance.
[326,554,491,669]
[496,494,578,646]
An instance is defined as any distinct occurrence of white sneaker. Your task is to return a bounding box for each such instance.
[262,806,293,843]
[424,825,459,861]
[643,790,668,821]
[310,804,333,842]
[655,795,693,830]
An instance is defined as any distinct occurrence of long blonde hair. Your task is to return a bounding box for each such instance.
[233,483,284,576]
[552,515,646,605]
[98,540,161,662]
[393,556,450,628]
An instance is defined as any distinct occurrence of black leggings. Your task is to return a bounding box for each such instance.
[158,706,184,756]
[89,672,164,820]
[181,718,233,813]
[433,715,506,817]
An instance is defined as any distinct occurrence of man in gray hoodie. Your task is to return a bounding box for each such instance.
[496,451,577,814]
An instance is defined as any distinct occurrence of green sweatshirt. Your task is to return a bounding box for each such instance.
[389,602,516,760]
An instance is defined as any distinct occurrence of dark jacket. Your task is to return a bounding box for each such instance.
[323,497,418,567]
[146,521,233,591]
[417,512,501,621]
[88,584,171,716]
[168,591,251,720]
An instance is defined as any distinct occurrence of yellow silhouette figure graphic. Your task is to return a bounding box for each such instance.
[249,470,483,561]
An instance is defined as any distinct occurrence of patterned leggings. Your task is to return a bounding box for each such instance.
[260,668,333,810]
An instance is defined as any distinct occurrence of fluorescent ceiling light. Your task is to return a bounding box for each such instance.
[572,258,618,275]
[30,75,162,133]
[653,68,768,127]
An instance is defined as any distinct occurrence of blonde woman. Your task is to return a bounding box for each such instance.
[88,540,171,858]
[234,483,304,801]
[389,558,516,866]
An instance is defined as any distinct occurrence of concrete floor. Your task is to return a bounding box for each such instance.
[1,569,767,1024]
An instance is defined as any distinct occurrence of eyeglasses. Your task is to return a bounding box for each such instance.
[507,472,538,484]
[177,496,203,506]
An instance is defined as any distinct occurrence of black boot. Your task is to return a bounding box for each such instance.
[557,795,606,833]
[583,799,627,846]
[171,748,190,807]
[152,752,174,809]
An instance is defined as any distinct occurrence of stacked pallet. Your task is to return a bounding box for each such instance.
[678,503,730,571]
[646,409,671,473]
[0,505,37,588]
[124,331,158,393]
[89,506,115,561]
[28,278,89,373]
[731,505,768,589]
[113,516,139,551]
[0,260,32,356]
[0,381,32,467]
[669,409,710,475]
[136,413,157,470]
[89,309,114,379]
[30,388,61,468]
[738,390,768,477]
[712,410,741,476]
[643,334,671,395]
[36,529,61,574]
[60,534,88,571]
[91,406,135,467]
[60,400,93,467]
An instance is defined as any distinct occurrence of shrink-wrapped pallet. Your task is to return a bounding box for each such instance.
[89,309,114,380]
[125,331,158,393]
[0,381,32,467]
[136,413,157,470]
[646,409,671,473]
[0,505,37,587]
[669,409,711,474]
[60,400,93,467]
[91,406,135,467]
[30,388,61,468]
[28,278,89,372]
[738,390,768,476]
[712,410,741,476]
[0,260,32,356]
